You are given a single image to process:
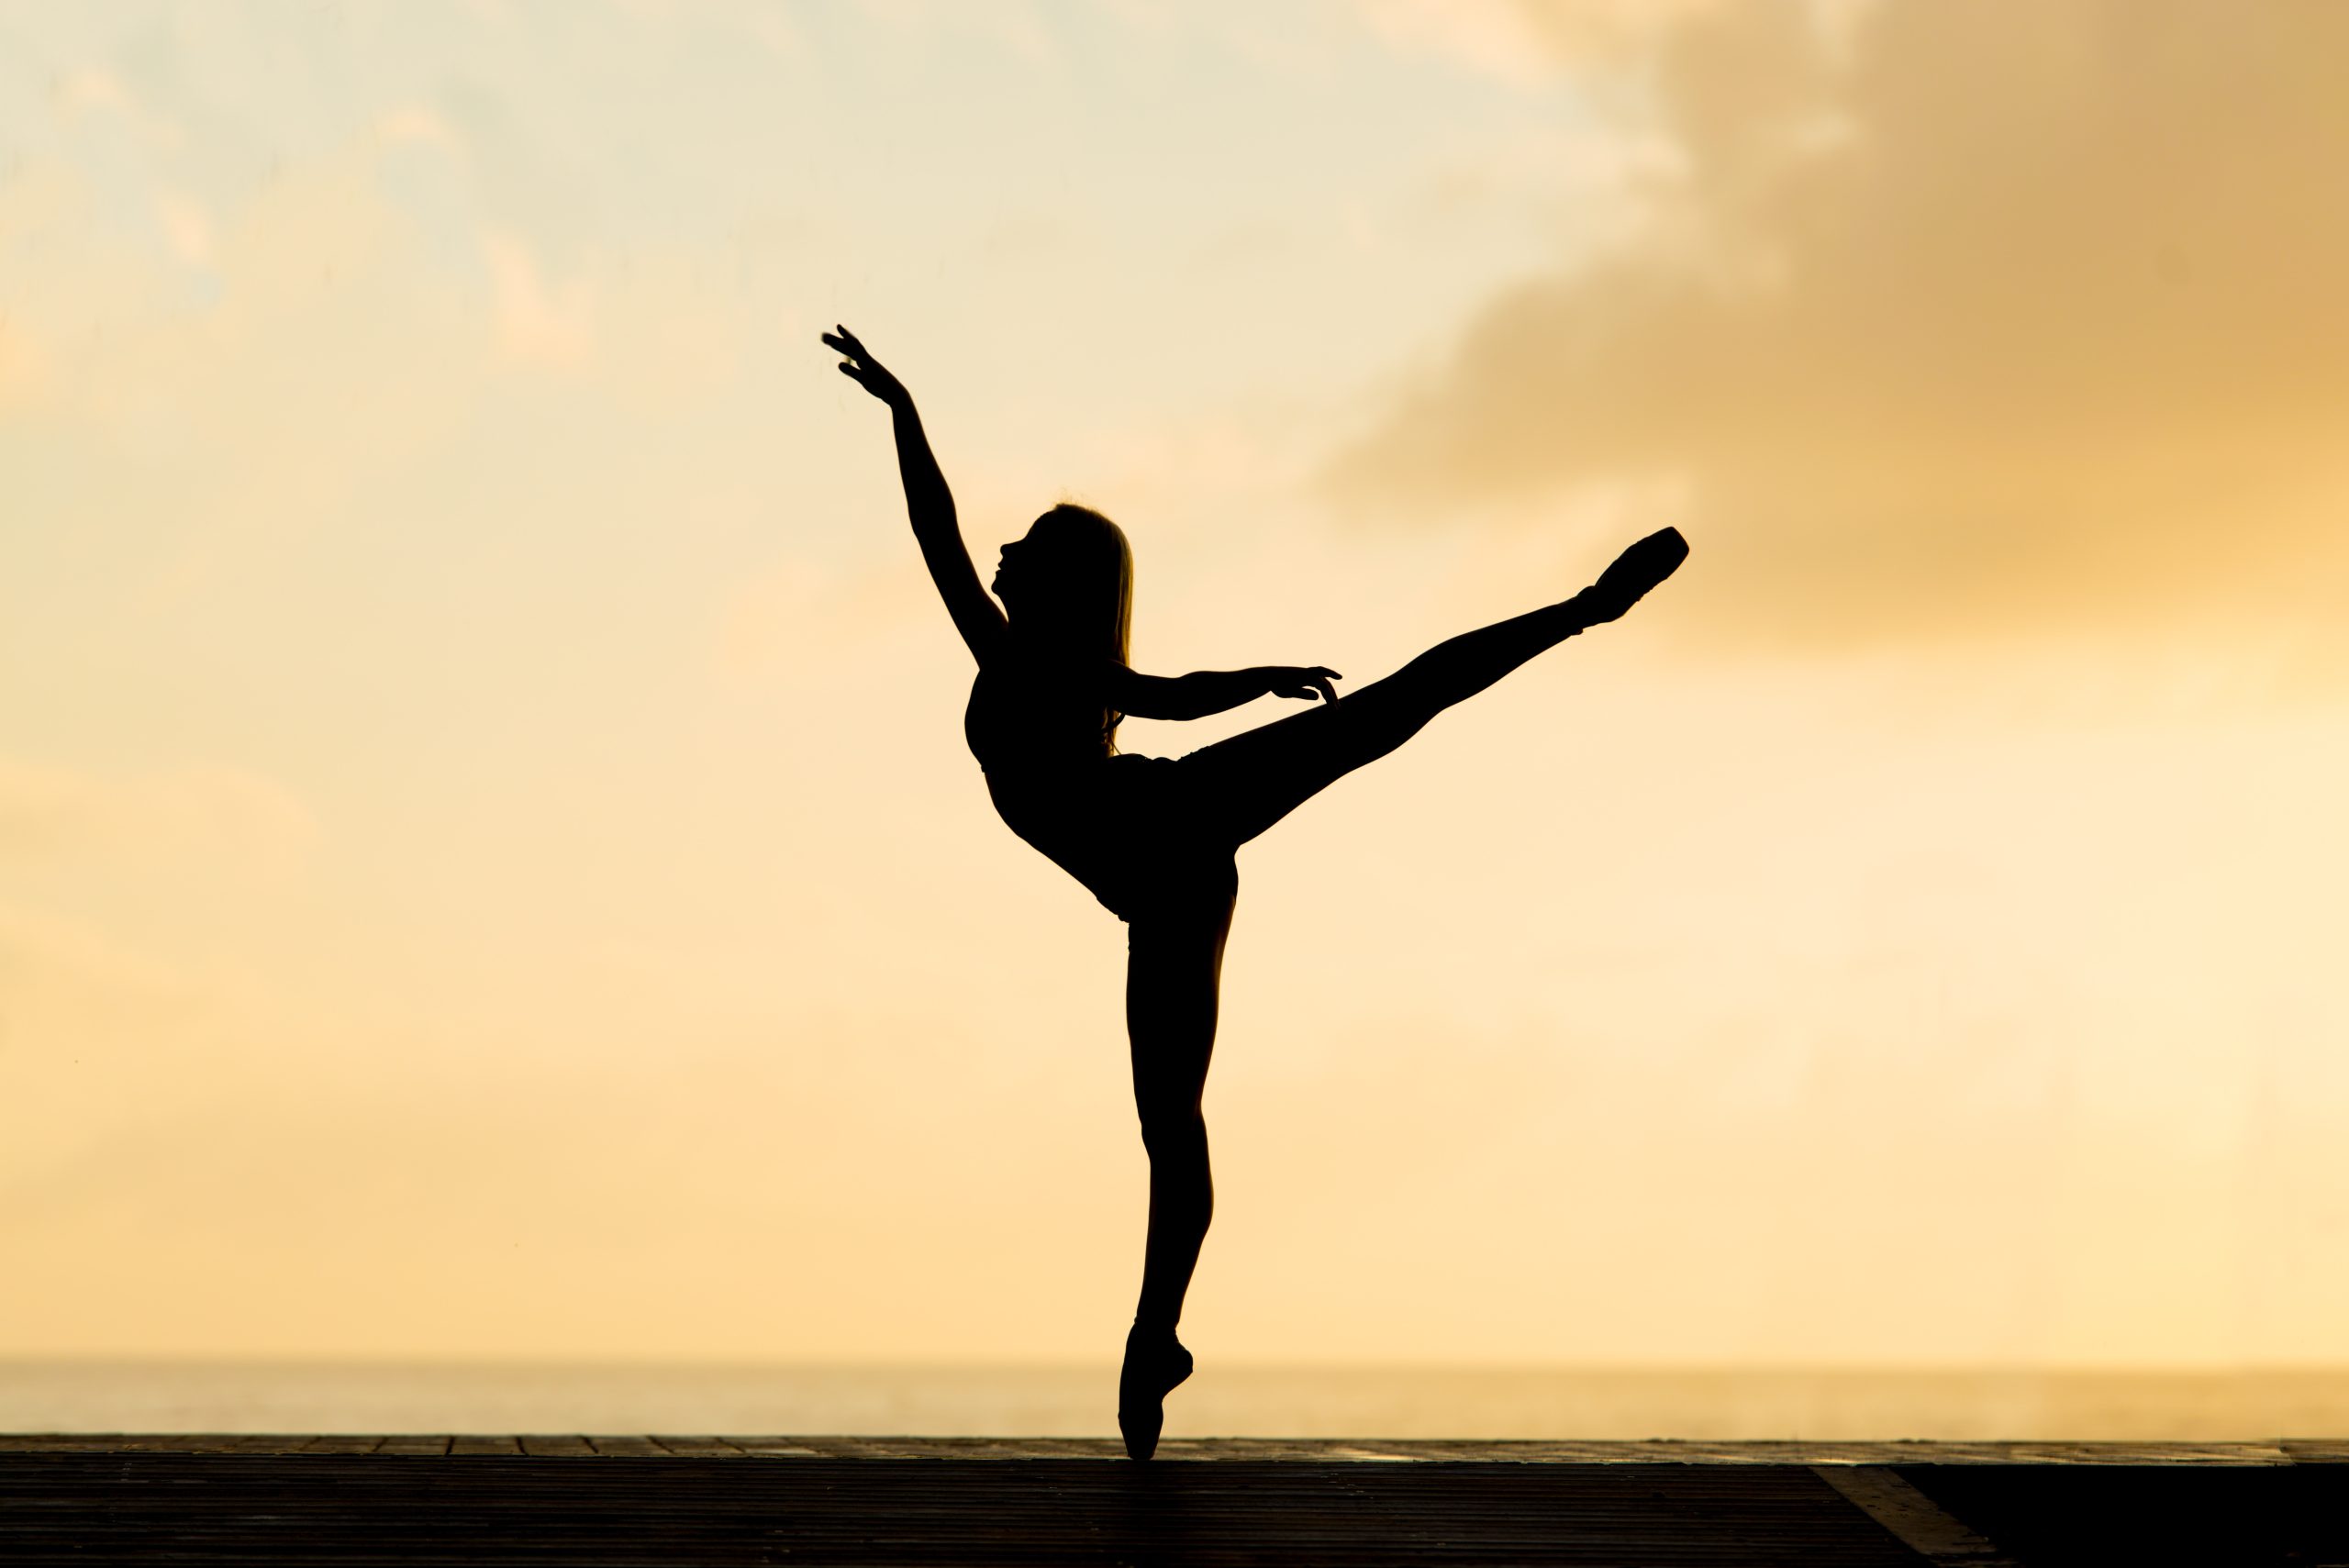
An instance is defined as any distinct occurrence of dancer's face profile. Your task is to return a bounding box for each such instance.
[993,516,1079,606]
[988,534,1032,603]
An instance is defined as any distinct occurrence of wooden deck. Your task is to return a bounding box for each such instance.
[4,1436,2343,1564]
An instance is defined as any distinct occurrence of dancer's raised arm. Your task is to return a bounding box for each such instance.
[825,326,1007,665]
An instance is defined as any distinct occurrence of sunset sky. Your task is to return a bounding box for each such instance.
[5,0,2347,1373]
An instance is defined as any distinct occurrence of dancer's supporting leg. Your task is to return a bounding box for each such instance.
[1191,527,1689,847]
[1119,893,1235,1461]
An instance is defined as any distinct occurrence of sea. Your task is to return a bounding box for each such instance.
[6,1362,2348,1440]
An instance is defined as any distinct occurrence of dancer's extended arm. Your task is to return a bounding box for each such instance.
[1112,664,1341,721]
[824,326,1007,665]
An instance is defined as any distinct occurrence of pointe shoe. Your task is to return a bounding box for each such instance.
[1583,527,1690,622]
[1117,1327,1194,1462]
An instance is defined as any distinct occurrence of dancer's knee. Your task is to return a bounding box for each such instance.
[1139,1106,1208,1162]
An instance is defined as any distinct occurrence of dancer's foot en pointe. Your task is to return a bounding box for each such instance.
[1581,526,1690,623]
[1118,1323,1194,1462]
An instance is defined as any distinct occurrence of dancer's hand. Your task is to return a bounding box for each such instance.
[1266,665,1342,704]
[1580,527,1689,624]
[822,324,909,409]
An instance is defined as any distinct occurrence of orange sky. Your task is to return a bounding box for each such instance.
[4,0,2346,1371]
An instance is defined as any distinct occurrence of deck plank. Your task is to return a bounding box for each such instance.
[0,1439,2340,1563]
[375,1436,453,1455]
[0,1434,2331,1462]
[0,1451,1928,1565]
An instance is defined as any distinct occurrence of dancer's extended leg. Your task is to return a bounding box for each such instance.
[1189,527,1688,846]
[1119,894,1234,1460]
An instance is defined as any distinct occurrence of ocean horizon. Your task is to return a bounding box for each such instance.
[7,1361,2347,1441]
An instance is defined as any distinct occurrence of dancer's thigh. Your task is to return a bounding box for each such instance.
[1125,898,1234,1119]
[1178,689,1408,848]
[1093,754,1238,922]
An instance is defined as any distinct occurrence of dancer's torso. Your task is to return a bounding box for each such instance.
[968,652,1200,920]
[963,650,1118,781]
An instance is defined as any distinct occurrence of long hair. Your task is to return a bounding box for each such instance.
[1018,502,1133,748]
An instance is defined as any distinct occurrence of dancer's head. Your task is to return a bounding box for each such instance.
[994,503,1133,668]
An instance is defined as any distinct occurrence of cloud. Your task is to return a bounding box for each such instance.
[153,192,213,266]
[54,67,132,116]
[0,902,220,1039]
[483,231,596,368]
[1329,2,2349,654]
[0,900,251,1181]
[375,104,462,153]
[1359,0,1749,81]
[715,557,935,681]
[0,760,317,871]
[50,63,185,151]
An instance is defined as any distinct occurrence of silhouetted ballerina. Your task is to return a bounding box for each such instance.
[824,326,1687,1460]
